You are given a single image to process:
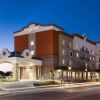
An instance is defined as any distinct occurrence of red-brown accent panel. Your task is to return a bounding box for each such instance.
[36,30,59,57]
[14,34,29,52]
[53,30,59,56]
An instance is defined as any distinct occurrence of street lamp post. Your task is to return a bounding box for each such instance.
[68,66,72,84]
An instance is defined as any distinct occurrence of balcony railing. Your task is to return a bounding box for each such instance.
[80,57,90,61]
[80,48,90,54]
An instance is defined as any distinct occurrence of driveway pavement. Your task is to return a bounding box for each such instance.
[1,84,100,100]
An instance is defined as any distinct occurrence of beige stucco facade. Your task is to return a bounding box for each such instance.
[0,49,42,81]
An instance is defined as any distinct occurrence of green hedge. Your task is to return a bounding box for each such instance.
[33,81,59,86]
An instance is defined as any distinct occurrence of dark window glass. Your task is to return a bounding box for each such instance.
[70,52,73,56]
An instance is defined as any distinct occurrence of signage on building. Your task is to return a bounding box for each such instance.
[24,26,41,33]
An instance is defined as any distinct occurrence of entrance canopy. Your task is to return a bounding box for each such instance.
[0,63,13,73]
[18,62,35,67]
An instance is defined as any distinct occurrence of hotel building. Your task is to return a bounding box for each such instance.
[13,23,99,81]
[72,33,96,81]
[0,23,99,82]
[95,42,100,78]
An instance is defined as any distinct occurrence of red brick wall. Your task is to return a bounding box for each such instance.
[14,34,29,52]
[36,30,59,57]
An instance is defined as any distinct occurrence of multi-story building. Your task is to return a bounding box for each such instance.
[72,33,96,82]
[14,23,63,79]
[14,23,99,82]
[95,42,100,79]
[0,22,99,82]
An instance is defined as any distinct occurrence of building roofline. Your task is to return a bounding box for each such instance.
[14,22,64,34]
[13,23,98,46]
[86,39,96,45]
[96,42,100,44]
[59,31,73,38]
[72,33,84,39]
[72,33,96,45]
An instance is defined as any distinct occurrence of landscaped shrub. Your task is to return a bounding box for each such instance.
[33,81,59,86]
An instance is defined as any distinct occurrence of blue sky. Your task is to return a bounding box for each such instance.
[0,0,100,51]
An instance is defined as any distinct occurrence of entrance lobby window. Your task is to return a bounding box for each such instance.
[30,41,34,46]
[31,50,34,55]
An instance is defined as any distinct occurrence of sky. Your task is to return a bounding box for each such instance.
[0,0,100,51]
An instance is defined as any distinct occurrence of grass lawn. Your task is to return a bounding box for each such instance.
[0,79,15,82]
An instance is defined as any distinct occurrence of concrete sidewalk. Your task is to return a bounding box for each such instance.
[64,82,100,88]
[0,81,100,89]
[0,82,100,96]
[0,80,36,89]
[0,81,100,90]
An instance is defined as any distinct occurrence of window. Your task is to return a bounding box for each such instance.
[69,42,72,48]
[93,57,95,61]
[70,52,73,57]
[63,71,66,76]
[62,39,66,45]
[30,41,34,46]
[83,62,85,66]
[92,50,94,54]
[31,50,34,55]
[90,57,91,61]
[62,49,65,55]
[82,55,85,59]
[76,52,79,57]
[82,46,85,51]
[76,44,79,49]
[77,62,79,66]
[62,59,65,64]
[86,48,88,52]
[69,60,72,65]
[90,63,91,67]
[90,49,92,54]
[86,63,87,67]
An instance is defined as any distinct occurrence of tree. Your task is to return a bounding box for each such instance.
[0,71,5,76]
[5,71,12,76]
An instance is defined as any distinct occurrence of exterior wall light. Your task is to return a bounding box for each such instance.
[85,68,88,72]
[68,66,72,70]
[57,69,62,72]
